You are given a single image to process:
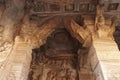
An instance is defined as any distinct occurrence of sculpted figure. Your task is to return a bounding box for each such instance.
[94,5,117,39]
[46,70,56,80]
[66,69,77,80]
[95,5,104,30]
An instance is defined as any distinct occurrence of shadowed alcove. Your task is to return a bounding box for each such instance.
[28,28,94,80]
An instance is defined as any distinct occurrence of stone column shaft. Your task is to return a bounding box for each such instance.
[89,40,120,80]
[0,41,32,80]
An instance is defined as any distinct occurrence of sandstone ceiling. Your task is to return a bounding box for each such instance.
[28,0,120,15]
[0,0,119,49]
[0,0,120,16]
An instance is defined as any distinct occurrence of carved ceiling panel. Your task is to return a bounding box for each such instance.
[36,0,75,4]
[108,3,119,10]
[29,0,120,16]
[33,1,47,12]
[49,4,61,11]
[27,0,120,23]
[65,4,75,11]
[79,4,89,12]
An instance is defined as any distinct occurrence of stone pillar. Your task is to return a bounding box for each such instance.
[89,39,120,80]
[0,37,32,80]
[0,0,25,42]
[78,48,94,80]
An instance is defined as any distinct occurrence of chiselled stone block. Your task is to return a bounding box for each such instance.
[94,62,104,80]
[88,45,99,70]
[93,40,120,61]
[92,40,120,80]
[96,51,120,60]
[100,61,120,80]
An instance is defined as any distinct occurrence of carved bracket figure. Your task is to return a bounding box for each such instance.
[95,5,118,40]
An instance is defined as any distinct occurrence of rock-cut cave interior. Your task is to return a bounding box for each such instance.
[0,0,120,80]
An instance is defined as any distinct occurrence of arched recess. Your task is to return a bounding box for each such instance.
[21,15,94,80]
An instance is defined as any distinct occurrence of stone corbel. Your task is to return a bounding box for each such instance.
[20,16,61,49]
[70,20,92,47]
[64,18,92,48]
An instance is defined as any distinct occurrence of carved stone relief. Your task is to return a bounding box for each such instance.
[95,5,118,39]
[28,48,79,80]
[0,0,119,79]
[33,1,47,12]
[0,42,13,62]
[27,28,94,80]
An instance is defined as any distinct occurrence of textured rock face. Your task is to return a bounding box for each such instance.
[0,1,29,80]
[0,0,119,79]
[28,29,94,80]
[0,0,25,43]
[19,16,61,49]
